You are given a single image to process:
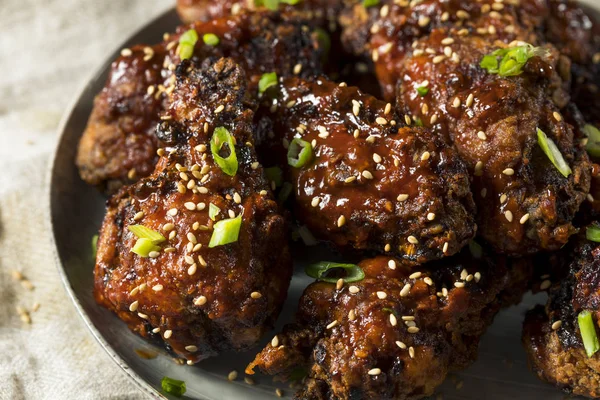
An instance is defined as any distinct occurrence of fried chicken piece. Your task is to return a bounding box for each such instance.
[255,77,476,264]
[94,58,292,363]
[523,225,600,398]
[248,249,532,399]
[77,10,323,192]
[339,1,591,255]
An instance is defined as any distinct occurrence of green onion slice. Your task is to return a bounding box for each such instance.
[297,225,318,246]
[265,166,283,187]
[480,44,544,77]
[208,215,242,248]
[179,29,199,60]
[314,28,331,56]
[131,238,161,257]
[363,0,380,7]
[305,261,365,283]
[584,124,600,158]
[209,203,220,221]
[416,86,429,96]
[586,225,600,242]
[278,182,293,203]
[258,72,278,94]
[161,377,186,397]
[128,225,166,244]
[468,240,483,259]
[287,138,313,168]
[91,234,98,258]
[537,128,571,178]
[281,0,301,4]
[203,33,219,46]
[210,127,238,176]
[382,307,397,316]
[578,310,600,357]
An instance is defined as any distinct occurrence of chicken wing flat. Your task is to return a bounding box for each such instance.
[338,0,591,256]
[255,77,476,264]
[77,10,323,192]
[523,225,600,398]
[247,249,532,399]
[94,58,292,363]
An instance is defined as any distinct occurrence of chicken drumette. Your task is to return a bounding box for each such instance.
[255,76,476,264]
[338,0,591,256]
[94,58,292,363]
[248,249,532,399]
[77,10,323,192]
[523,224,600,398]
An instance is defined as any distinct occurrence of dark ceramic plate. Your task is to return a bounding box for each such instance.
[48,3,597,399]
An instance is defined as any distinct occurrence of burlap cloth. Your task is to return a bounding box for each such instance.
[0,1,169,398]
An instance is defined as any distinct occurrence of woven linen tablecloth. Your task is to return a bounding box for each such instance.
[0,1,169,398]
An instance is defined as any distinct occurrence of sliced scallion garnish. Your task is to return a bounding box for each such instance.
[468,240,483,259]
[265,166,283,187]
[297,225,318,246]
[314,28,331,56]
[480,44,544,77]
[416,86,429,96]
[258,72,278,94]
[91,234,98,258]
[203,33,219,46]
[578,310,600,357]
[287,138,313,168]
[161,376,186,397]
[586,225,600,242]
[537,128,571,178]
[210,127,238,176]
[363,0,380,7]
[178,29,199,60]
[209,203,220,221]
[208,215,242,248]
[305,261,365,283]
[131,238,161,257]
[584,124,600,158]
[128,225,166,244]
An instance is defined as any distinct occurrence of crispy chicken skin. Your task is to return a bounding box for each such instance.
[523,226,600,398]
[248,250,532,400]
[77,10,323,192]
[338,0,591,255]
[256,77,476,264]
[94,58,292,363]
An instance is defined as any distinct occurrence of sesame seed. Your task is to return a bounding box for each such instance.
[418,16,431,27]
[129,301,139,312]
[215,105,225,114]
[197,202,206,211]
[373,153,382,163]
[377,291,387,299]
[505,210,513,222]
[349,285,360,294]
[409,272,422,279]
[520,213,530,224]
[553,111,562,122]
[456,10,470,19]
[430,114,438,124]
[275,389,284,398]
[169,231,176,240]
[442,242,449,253]
[452,97,461,108]
[474,161,483,176]
[397,194,409,202]
[376,117,388,125]
[293,63,302,75]
[326,320,339,329]
[348,309,356,321]
[474,272,481,282]
[228,210,236,218]
[311,197,321,207]
[167,208,178,216]
[152,284,163,291]
[396,341,407,349]
[441,37,455,45]
[198,255,207,267]
[228,370,238,381]
[408,326,420,333]
[405,115,412,125]
[271,335,279,347]
[164,330,173,339]
[250,291,262,299]
[336,278,344,290]
[390,313,398,326]
[421,151,431,161]
[503,168,515,176]
[424,277,433,286]
[427,213,436,221]
[477,131,487,140]
[152,327,160,333]
[188,263,197,276]
[409,346,415,358]
[454,281,465,288]
[400,283,411,297]
[195,296,207,306]
[388,259,397,270]
[133,211,144,221]
[444,46,453,57]
[185,256,195,265]
[362,170,374,180]
[121,48,132,56]
[433,55,446,64]
[385,103,392,114]
[233,193,242,204]
[368,368,382,376]
[384,243,391,252]
[185,345,198,352]
[337,215,346,227]
[540,280,551,290]
[407,236,419,244]
[244,377,255,385]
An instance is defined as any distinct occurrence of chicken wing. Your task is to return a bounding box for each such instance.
[248,249,532,399]
[255,76,476,264]
[94,58,292,363]
[77,10,323,192]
